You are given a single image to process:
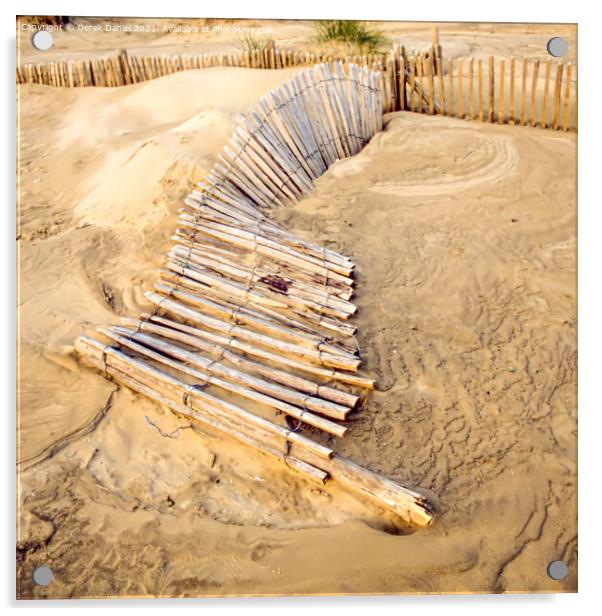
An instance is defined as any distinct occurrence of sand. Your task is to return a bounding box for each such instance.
[17,61,576,596]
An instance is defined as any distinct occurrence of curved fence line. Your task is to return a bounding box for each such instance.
[74,61,435,527]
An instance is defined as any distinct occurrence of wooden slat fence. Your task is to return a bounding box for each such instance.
[72,61,435,526]
[386,48,577,132]
[16,42,435,88]
[17,39,577,132]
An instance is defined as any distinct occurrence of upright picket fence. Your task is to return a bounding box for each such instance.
[17,35,577,132]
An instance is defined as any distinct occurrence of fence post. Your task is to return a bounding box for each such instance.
[268,39,276,69]
[431,26,441,63]
[498,59,505,124]
[552,63,564,130]
[477,59,483,121]
[448,58,454,118]
[540,59,552,128]
[388,52,397,112]
[573,65,578,131]
[416,53,424,113]
[457,58,464,118]
[118,49,131,85]
[467,58,474,119]
[426,54,435,114]
[436,50,445,115]
[488,56,495,123]
[508,57,516,124]
[562,63,572,131]
[408,56,416,111]
[519,57,528,126]
[529,59,540,127]
[399,46,407,111]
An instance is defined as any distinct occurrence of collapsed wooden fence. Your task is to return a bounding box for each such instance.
[74,61,435,527]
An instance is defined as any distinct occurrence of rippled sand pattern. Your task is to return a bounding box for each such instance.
[17,72,576,597]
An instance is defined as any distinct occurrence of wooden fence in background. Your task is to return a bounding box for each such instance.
[16,44,420,87]
[381,48,577,132]
[16,39,577,132]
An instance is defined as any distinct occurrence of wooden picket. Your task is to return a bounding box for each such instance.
[17,38,577,131]
[393,50,576,132]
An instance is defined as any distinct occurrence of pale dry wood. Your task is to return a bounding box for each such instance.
[552,62,564,130]
[335,62,363,151]
[251,102,315,188]
[154,278,356,358]
[573,64,578,132]
[165,255,354,324]
[142,310,374,389]
[416,54,424,113]
[384,56,394,113]
[399,51,407,111]
[76,336,335,458]
[297,447,434,526]
[110,324,353,420]
[298,69,338,165]
[529,59,540,127]
[125,316,360,408]
[408,56,416,111]
[498,59,505,124]
[168,241,353,316]
[67,61,74,87]
[98,328,349,434]
[431,26,440,60]
[170,263,354,340]
[477,59,484,121]
[319,64,354,156]
[436,53,445,115]
[114,364,330,485]
[168,241,355,312]
[447,58,454,118]
[179,204,351,272]
[176,218,354,288]
[311,66,347,159]
[77,337,431,524]
[426,55,435,115]
[284,456,328,484]
[238,113,312,193]
[223,140,287,207]
[273,82,324,177]
[159,274,357,362]
[291,73,330,171]
[467,58,474,119]
[146,291,360,372]
[519,57,528,126]
[562,63,572,131]
[509,56,516,124]
[540,59,552,128]
[488,55,495,123]
[457,58,464,119]
[162,257,356,338]
[229,132,298,203]
[174,222,353,296]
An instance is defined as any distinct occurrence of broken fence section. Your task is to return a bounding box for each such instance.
[74,62,435,527]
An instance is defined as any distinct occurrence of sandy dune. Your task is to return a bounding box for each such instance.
[17,64,576,597]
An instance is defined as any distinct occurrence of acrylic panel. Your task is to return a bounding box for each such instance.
[16,16,577,598]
